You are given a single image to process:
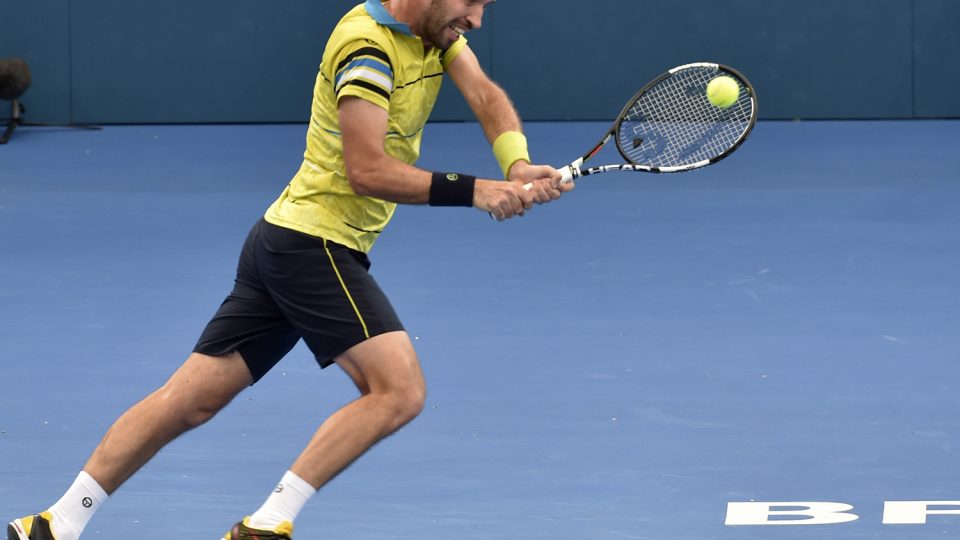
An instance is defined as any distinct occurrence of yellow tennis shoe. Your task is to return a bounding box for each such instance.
[7,512,56,540]
[222,517,293,540]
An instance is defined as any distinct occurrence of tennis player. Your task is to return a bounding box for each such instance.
[6,0,571,539]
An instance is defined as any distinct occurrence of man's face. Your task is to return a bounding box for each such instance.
[417,0,494,49]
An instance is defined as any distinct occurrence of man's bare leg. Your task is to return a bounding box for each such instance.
[11,352,254,539]
[84,351,253,493]
[290,330,425,488]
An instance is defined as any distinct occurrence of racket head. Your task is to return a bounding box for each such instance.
[613,62,758,172]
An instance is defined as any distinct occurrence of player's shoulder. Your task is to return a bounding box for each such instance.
[329,3,397,53]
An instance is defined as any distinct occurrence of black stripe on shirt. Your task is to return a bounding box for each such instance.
[394,72,443,90]
[336,46,393,73]
[338,79,391,101]
[344,221,385,234]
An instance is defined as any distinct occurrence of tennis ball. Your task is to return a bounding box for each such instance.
[706,76,740,108]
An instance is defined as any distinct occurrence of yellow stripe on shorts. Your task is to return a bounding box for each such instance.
[324,239,370,339]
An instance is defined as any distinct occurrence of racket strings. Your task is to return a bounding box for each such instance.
[619,67,754,168]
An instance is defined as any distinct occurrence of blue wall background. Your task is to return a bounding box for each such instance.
[1,0,958,124]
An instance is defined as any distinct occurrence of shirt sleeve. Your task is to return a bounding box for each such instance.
[332,40,395,111]
[441,35,468,70]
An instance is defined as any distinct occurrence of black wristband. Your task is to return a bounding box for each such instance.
[428,171,476,207]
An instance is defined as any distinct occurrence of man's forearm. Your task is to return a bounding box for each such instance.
[469,81,524,144]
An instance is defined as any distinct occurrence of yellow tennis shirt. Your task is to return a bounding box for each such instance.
[264,0,468,253]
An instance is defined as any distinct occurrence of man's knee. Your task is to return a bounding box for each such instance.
[335,331,426,428]
[158,352,250,430]
[369,368,426,434]
[156,380,231,430]
[391,378,426,426]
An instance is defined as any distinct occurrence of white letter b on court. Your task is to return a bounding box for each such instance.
[725,502,860,526]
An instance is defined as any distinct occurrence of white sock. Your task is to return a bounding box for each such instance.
[46,471,108,540]
[247,471,317,530]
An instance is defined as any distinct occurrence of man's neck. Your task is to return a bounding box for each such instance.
[383,0,433,51]
[384,0,416,33]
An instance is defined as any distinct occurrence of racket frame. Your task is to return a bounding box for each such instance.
[558,62,758,184]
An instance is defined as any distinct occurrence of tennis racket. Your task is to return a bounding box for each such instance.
[545,62,758,186]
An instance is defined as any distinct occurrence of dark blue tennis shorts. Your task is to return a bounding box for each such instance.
[194,219,404,383]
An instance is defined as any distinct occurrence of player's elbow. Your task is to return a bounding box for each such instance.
[344,159,380,197]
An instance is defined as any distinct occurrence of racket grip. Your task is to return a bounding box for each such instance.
[520,166,575,190]
[489,166,574,219]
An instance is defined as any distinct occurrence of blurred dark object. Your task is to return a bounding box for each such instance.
[0,57,32,100]
[0,57,31,144]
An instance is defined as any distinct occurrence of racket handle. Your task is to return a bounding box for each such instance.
[519,165,576,190]
[489,166,576,219]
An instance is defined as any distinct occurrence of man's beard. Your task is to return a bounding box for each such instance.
[419,0,457,49]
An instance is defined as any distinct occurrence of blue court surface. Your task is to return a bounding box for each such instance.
[1,120,959,539]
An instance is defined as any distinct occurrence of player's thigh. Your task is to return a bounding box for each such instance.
[158,351,253,414]
[336,331,424,397]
